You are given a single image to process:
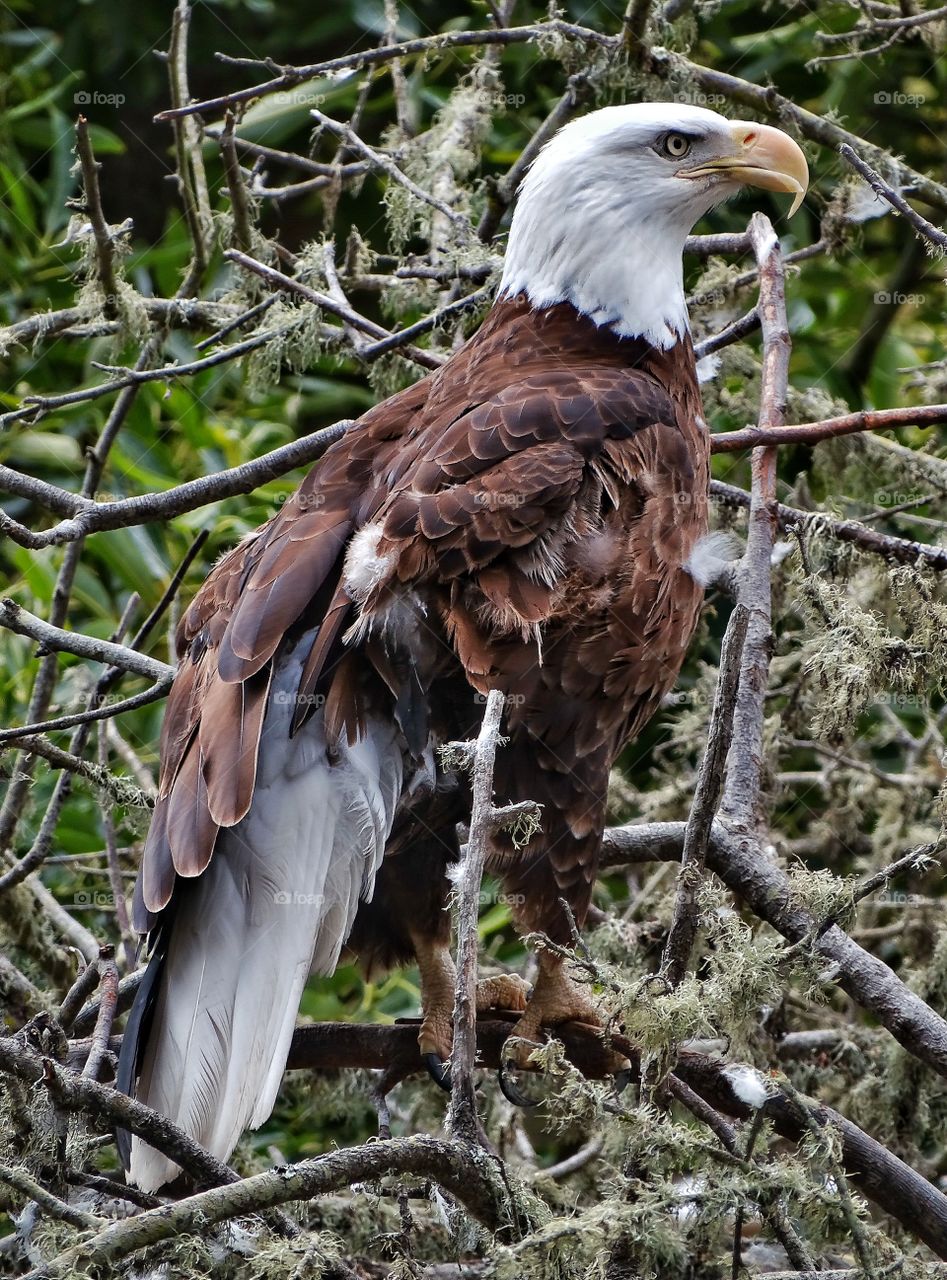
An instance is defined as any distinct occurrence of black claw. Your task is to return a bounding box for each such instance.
[497,1059,540,1109]
[425,1052,452,1092]
[613,1067,634,1096]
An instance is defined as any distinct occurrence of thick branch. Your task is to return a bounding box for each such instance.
[23,1137,513,1279]
[281,1019,947,1256]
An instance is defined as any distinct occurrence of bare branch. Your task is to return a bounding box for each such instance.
[840,142,947,251]
[448,690,506,1141]
[0,601,173,683]
[712,402,947,453]
[0,420,350,548]
[153,24,613,121]
[711,478,947,572]
[73,116,120,313]
[720,213,788,830]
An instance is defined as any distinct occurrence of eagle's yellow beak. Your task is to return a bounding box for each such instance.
[680,121,809,216]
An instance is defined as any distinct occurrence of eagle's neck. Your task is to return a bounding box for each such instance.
[497,182,694,351]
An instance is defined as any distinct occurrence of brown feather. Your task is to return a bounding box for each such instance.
[165,737,220,878]
[199,667,272,827]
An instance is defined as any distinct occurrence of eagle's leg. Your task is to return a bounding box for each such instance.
[410,931,530,1085]
[498,951,630,1102]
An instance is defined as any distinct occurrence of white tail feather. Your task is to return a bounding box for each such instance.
[129,646,402,1192]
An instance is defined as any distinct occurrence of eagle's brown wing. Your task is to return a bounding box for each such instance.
[131,378,429,933]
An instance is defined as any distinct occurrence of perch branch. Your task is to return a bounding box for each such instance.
[448,690,506,1141]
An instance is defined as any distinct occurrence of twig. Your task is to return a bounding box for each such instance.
[167,0,213,273]
[219,110,255,253]
[1,734,154,808]
[840,143,947,251]
[710,478,947,572]
[360,284,493,360]
[0,682,172,745]
[694,307,760,359]
[778,1075,875,1272]
[311,108,473,239]
[477,74,591,242]
[665,1074,817,1270]
[58,961,101,1031]
[711,402,947,453]
[73,117,120,314]
[0,1161,102,1231]
[82,948,119,1081]
[623,0,654,54]
[0,323,314,428]
[224,248,442,369]
[660,604,750,987]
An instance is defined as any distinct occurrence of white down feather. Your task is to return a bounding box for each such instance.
[129,636,402,1192]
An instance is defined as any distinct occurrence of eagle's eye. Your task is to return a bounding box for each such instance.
[658,132,692,160]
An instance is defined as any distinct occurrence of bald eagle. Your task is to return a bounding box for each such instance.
[118,103,807,1191]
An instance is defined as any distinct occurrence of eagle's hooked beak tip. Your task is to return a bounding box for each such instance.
[681,121,810,217]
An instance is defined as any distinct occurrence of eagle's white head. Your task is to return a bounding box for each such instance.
[498,103,808,349]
